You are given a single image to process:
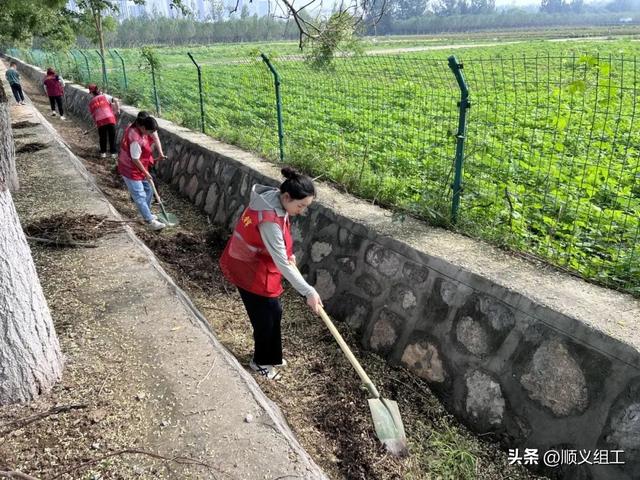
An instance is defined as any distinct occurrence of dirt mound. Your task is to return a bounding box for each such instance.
[23,212,123,246]
[138,230,228,286]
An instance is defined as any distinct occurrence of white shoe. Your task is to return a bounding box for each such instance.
[249,359,282,380]
[51,111,56,116]
[19,101,26,105]
[59,116,66,120]
[111,153,117,159]
[147,219,166,231]
[100,153,107,158]
[149,214,158,221]
[275,359,287,367]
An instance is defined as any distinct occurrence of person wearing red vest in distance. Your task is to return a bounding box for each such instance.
[43,68,65,119]
[87,84,120,159]
[220,167,323,380]
[117,115,166,231]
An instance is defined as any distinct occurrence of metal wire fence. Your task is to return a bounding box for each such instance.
[7,47,638,295]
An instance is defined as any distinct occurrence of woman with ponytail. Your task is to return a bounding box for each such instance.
[220,167,323,380]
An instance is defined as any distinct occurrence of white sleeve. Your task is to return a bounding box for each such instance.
[129,141,142,160]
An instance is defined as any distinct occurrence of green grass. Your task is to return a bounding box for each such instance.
[19,34,640,294]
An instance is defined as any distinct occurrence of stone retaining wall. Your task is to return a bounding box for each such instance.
[9,56,640,480]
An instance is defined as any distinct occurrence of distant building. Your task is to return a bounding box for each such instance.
[66,0,272,21]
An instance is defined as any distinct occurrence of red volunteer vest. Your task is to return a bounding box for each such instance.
[43,75,64,97]
[117,125,154,181]
[89,94,116,127]
[219,207,293,298]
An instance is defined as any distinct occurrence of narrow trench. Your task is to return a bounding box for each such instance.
[44,112,545,480]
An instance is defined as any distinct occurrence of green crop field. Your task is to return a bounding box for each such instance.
[16,35,640,294]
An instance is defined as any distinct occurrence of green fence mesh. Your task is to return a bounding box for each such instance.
[10,48,639,295]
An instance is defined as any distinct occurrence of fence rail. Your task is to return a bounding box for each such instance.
[6,47,638,295]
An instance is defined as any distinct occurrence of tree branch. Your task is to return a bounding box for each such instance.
[0,471,41,480]
[0,404,88,436]
[50,449,217,479]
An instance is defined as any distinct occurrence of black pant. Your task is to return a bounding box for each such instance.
[98,124,117,154]
[10,83,24,103]
[48,96,64,116]
[238,288,283,365]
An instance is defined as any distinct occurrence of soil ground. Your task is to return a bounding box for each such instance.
[2,68,548,480]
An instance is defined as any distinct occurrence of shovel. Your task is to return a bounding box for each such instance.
[147,176,179,227]
[316,306,408,456]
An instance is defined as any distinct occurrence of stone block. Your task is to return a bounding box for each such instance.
[185,175,199,201]
[204,183,220,215]
[402,262,430,284]
[369,309,403,354]
[330,293,370,331]
[465,370,505,429]
[240,173,250,196]
[452,294,514,356]
[401,340,446,383]
[314,269,336,299]
[291,222,303,244]
[336,256,356,274]
[196,154,205,173]
[601,377,640,468]
[194,190,204,209]
[417,277,452,329]
[355,274,383,297]
[390,284,418,312]
[365,244,401,277]
[520,339,588,417]
[456,316,490,357]
[187,154,198,174]
[311,241,332,263]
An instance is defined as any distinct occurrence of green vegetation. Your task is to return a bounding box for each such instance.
[12,36,640,294]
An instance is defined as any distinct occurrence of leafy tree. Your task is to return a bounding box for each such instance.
[392,0,429,20]
[0,0,73,49]
[539,0,582,13]
[69,1,188,89]
[606,0,640,11]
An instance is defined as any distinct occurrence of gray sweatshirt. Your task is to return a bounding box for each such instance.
[249,184,317,299]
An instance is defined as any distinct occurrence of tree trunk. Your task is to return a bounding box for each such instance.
[0,81,63,406]
[0,82,17,192]
[93,8,108,89]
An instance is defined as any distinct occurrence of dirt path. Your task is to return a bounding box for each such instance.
[5,69,548,480]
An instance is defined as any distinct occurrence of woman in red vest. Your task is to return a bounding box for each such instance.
[117,115,166,231]
[87,84,120,159]
[220,167,323,380]
[43,68,65,119]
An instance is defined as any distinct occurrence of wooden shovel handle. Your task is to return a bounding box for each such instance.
[292,262,381,398]
[146,176,168,219]
[317,306,381,399]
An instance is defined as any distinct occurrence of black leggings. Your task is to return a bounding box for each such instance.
[10,84,24,103]
[98,124,117,154]
[238,288,283,365]
[48,96,63,116]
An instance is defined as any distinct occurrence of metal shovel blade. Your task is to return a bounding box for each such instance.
[368,397,408,457]
[157,211,179,227]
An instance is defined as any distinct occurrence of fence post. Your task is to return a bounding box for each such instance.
[150,60,160,114]
[112,49,128,90]
[187,52,206,133]
[78,50,91,82]
[69,50,82,82]
[260,53,284,163]
[95,49,108,89]
[448,55,470,225]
